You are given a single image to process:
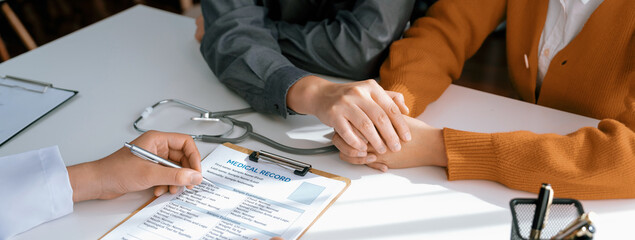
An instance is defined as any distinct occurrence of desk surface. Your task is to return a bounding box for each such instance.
[2,5,633,240]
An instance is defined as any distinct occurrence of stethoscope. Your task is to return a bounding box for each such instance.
[133,99,337,155]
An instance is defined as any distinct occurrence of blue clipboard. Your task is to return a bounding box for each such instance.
[0,75,78,146]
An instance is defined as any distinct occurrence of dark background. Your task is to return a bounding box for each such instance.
[0,0,187,57]
[0,0,517,99]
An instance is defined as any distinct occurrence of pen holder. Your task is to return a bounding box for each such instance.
[509,198,584,240]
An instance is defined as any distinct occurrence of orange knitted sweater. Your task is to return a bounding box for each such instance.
[380,0,634,199]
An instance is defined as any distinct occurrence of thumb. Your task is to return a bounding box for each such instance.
[149,167,203,187]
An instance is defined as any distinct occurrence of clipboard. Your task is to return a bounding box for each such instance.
[0,75,78,146]
[100,142,351,240]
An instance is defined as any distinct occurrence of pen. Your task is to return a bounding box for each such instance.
[124,142,215,186]
[551,212,596,240]
[530,183,554,240]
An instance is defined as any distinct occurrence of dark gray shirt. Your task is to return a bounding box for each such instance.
[200,0,414,117]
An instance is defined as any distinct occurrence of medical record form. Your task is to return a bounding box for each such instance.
[101,143,349,240]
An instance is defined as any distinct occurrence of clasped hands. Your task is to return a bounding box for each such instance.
[79,79,444,201]
[286,75,448,172]
[333,115,448,172]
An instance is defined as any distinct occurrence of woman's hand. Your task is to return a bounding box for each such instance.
[333,115,448,171]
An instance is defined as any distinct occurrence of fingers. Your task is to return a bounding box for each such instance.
[333,133,388,172]
[310,80,410,155]
[139,131,201,172]
[343,106,387,154]
[370,88,412,144]
[169,185,181,194]
[341,81,410,154]
[129,131,203,194]
[332,81,391,154]
[338,152,376,165]
[385,90,410,115]
[154,185,168,196]
[333,133,369,160]
[352,127,369,144]
[146,165,202,188]
[166,133,202,171]
[332,118,367,152]
[366,162,388,172]
[180,155,192,170]
[385,91,412,142]
[354,98,397,153]
[132,131,202,171]
[154,185,193,197]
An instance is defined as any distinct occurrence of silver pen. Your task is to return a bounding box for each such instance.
[124,142,215,186]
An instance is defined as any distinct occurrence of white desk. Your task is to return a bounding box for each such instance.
[1,5,633,240]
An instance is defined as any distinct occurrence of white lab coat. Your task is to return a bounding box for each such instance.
[0,146,73,239]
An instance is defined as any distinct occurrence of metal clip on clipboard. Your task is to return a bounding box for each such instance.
[0,74,78,146]
[0,75,52,93]
[248,150,312,176]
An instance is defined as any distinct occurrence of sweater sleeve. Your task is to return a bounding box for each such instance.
[379,0,507,117]
[445,79,635,200]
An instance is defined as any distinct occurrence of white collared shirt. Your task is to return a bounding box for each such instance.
[537,0,604,90]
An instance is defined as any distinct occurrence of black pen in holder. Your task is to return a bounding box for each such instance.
[509,198,584,240]
[530,183,554,239]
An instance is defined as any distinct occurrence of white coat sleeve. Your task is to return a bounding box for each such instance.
[0,146,74,239]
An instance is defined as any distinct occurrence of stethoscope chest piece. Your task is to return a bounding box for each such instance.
[133,99,237,139]
[191,112,220,122]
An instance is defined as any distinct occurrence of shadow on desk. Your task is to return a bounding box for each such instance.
[391,167,529,207]
[308,210,509,239]
[314,165,635,239]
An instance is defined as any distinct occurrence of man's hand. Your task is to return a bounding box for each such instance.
[287,76,411,156]
[195,15,205,42]
[67,131,203,202]
[332,115,448,171]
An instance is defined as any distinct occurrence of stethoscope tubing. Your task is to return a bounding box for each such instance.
[197,116,337,155]
[135,99,338,155]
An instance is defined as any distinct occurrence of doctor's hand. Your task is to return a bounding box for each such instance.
[287,75,411,156]
[67,131,203,202]
[333,115,448,171]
